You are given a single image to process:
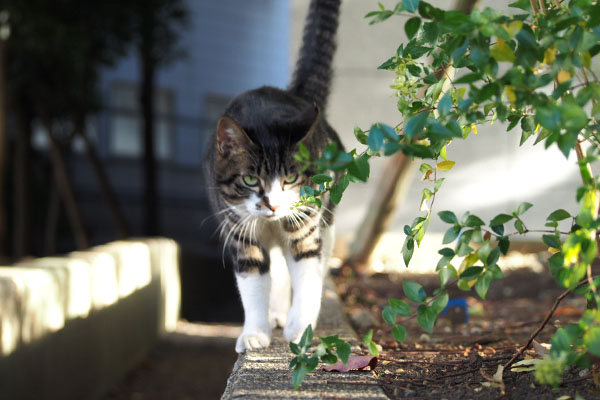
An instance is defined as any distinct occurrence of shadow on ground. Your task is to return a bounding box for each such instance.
[105,324,239,400]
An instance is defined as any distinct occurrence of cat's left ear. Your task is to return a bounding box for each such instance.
[216,116,254,156]
[297,104,320,144]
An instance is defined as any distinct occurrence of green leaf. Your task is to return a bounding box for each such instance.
[443,225,461,244]
[542,234,561,249]
[535,106,561,132]
[290,342,301,355]
[465,215,485,227]
[405,17,421,40]
[298,142,310,160]
[367,341,379,357]
[437,92,452,116]
[310,174,333,184]
[477,241,491,263]
[403,280,426,303]
[368,125,385,152]
[346,154,370,182]
[475,271,492,299]
[454,72,481,84]
[353,126,368,144]
[402,236,415,267]
[299,324,313,348]
[490,213,513,226]
[336,341,351,365]
[379,124,400,141]
[390,298,412,316]
[439,266,456,286]
[584,326,600,357]
[439,210,458,224]
[363,329,379,356]
[431,291,449,314]
[329,175,349,205]
[434,177,445,192]
[499,236,510,254]
[547,209,571,222]
[460,266,483,280]
[560,101,588,133]
[382,305,397,325]
[292,362,312,389]
[514,219,526,233]
[515,202,533,216]
[417,305,436,333]
[487,247,501,267]
[403,0,420,13]
[456,242,473,257]
[404,111,429,139]
[392,324,407,342]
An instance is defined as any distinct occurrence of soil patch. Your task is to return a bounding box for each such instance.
[334,265,600,399]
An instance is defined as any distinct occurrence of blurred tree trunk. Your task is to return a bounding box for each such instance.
[43,183,59,255]
[346,154,416,268]
[75,117,130,238]
[139,21,159,236]
[346,0,477,271]
[140,58,159,236]
[0,38,6,259]
[12,102,32,258]
[44,121,89,250]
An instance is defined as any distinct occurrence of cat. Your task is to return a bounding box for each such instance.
[204,0,343,353]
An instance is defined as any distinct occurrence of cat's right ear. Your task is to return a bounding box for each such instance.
[216,117,253,156]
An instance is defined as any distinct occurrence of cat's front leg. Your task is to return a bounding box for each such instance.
[283,256,324,343]
[234,244,272,353]
[283,221,325,343]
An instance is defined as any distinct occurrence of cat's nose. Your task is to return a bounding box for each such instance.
[268,204,279,212]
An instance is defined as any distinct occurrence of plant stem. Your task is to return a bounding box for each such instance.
[530,0,539,14]
[538,0,547,13]
[503,278,591,370]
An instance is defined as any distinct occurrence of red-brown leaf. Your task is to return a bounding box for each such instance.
[321,356,377,372]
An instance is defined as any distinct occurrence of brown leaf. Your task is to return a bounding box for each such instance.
[321,356,377,372]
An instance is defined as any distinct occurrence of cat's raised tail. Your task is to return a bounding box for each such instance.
[288,0,342,111]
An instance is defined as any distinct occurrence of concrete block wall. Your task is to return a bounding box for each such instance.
[0,238,181,400]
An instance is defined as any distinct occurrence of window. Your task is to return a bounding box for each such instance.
[110,83,174,160]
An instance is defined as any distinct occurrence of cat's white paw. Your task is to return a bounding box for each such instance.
[269,311,287,329]
[283,316,317,343]
[235,330,271,353]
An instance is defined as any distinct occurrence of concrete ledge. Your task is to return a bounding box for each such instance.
[222,281,388,399]
[0,238,181,400]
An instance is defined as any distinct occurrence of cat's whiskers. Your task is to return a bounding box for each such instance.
[289,212,303,231]
[221,213,253,266]
[201,203,240,230]
[298,206,329,228]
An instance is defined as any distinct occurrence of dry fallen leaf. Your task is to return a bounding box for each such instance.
[321,356,377,372]
[533,340,551,358]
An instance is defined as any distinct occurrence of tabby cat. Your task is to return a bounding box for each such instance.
[204,0,343,353]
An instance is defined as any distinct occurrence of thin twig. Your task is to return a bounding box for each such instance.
[538,0,547,13]
[503,279,591,370]
[530,0,539,14]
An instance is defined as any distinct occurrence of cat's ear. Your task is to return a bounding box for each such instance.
[216,116,254,156]
[297,104,320,143]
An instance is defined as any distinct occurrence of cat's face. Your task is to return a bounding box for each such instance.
[214,106,319,221]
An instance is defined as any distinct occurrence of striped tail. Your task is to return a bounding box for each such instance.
[288,0,342,111]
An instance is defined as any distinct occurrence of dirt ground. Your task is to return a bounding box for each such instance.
[334,264,600,399]
[104,324,239,400]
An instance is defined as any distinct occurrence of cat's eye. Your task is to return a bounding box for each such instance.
[242,175,259,186]
[283,174,298,184]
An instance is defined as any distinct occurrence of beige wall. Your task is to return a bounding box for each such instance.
[290,0,581,244]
